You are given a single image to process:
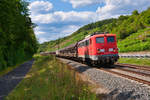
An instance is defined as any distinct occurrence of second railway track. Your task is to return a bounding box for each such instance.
[114,67,150,77]
[116,63,150,71]
[98,63,150,86]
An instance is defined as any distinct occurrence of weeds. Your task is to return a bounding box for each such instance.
[6,55,98,100]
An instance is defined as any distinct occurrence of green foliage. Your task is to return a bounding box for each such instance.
[6,55,98,100]
[39,8,150,53]
[0,0,38,71]
[132,10,139,15]
[118,28,150,52]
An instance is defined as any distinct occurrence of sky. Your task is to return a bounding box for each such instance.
[28,0,150,43]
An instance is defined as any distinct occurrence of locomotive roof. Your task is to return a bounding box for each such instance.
[78,33,116,44]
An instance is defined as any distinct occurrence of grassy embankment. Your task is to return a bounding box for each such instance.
[6,55,98,100]
[118,28,150,52]
[118,28,150,66]
[118,58,150,67]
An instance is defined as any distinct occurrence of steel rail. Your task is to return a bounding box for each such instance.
[115,63,150,71]
[114,67,150,77]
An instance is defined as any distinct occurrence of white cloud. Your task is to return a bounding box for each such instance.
[96,0,150,20]
[29,0,150,43]
[38,37,50,43]
[62,0,105,8]
[63,0,150,10]
[35,25,80,43]
[30,0,150,25]
[30,14,56,24]
[48,25,80,35]
[30,10,96,24]
[61,25,81,36]
[34,26,46,35]
[53,11,96,22]
[28,1,53,14]
[49,25,80,38]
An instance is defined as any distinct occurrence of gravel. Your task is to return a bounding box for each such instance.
[0,60,34,100]
[59,58,150,100]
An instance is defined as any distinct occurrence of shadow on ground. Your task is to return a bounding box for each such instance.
[98,89,140,100]
[66,61,92,73]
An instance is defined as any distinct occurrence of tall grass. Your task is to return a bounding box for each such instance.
[6,55,98,100]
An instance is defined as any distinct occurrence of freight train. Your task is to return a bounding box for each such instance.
[56,32,119,66]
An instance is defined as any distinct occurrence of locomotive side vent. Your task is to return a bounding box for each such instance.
[84,32,109,39]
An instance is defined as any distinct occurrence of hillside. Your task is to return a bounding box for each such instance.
[38,8,150,53]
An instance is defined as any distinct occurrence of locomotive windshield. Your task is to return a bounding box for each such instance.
[107,36,115,43]
[96,37,104,43]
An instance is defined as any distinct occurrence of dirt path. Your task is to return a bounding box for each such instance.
[0,60,34,100]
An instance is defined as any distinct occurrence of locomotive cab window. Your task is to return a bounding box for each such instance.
[96,37,104,43]
[107,36,115,43]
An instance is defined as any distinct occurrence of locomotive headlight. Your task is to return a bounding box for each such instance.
[109,48,113,52]
[100,49,105,52]
[97,49,105,53]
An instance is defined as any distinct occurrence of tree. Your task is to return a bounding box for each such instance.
[0,0,38,70]
[132,10,139,15]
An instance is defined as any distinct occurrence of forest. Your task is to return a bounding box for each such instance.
[0,0,38,71]
[38,8,150,52]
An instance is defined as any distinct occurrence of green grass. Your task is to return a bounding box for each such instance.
[118,28,150,52]
[6,55,98,100]
[118,58,150,66]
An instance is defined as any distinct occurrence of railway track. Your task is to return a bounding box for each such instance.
[100,68,150,86]
[114,67,150,77]
[99,63,150,86]
[115,63,150,71]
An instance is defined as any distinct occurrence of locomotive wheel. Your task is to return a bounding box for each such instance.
[84,58,90,65]
[86,60,92,66]
[90,61,97,67]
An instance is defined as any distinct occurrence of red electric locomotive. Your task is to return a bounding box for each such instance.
[78,32,119,65]
[56,32,119,66]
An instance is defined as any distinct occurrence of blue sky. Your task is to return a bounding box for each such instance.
[28,0,150,43]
